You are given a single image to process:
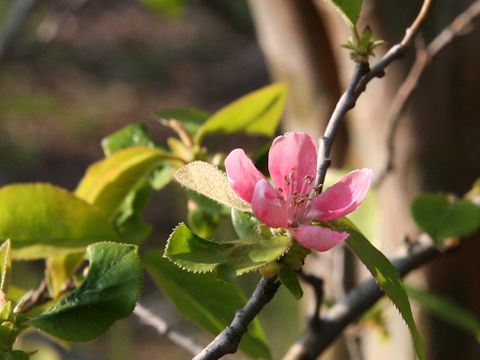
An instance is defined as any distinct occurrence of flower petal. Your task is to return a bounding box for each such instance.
[290,225,348,252]
[252,179,288,228]
[225,149,265,202]
[268,132,317,194]
[308,168,373,221]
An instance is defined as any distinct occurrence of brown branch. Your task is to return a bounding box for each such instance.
[284,236,454,360]
[374,1,480,186]
[133,303,204,356]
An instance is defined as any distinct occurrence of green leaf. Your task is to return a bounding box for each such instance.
[46,252,85,298]
[0,184,118,260]
[29,242,141,341]
[406,286,480,341]
[194,83,287,143]
[155,107,210,136]
[165,223,291,277]
[75,146,166,219]
[327,218,425,360]
[0,240,11,296]
[144,251,271,359]
[174,161,251,212]
[140,0,185,17]
[187,208,220,239]
[101,123,155,156]
[278,265,303,300]
[324,0,363,26]
[0,350,30,360]
[411,194,480,244]
[231,209,263,239]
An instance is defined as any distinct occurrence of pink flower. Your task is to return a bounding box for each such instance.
[225,132,372,252]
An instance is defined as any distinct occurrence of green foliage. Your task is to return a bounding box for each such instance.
[0,240,11,296]
[164,223,292,278]
[155,107,210,136]
[406,286,480,341]
[29,242,141,341]
[231,209,263,239]
[46,252,85,298]
[343,26,384,63]
[324,0,363,26]
[140,0,185,17]
[278,265,303,300]
[144,252,271,359]
[101,123,156,156]
[174,161,251,211]
[0,350,30,360]
[194,83,287,143]
[75,146,166,219]
[327,218,425,360]
[0,184,117,259]
[411,194,479,244]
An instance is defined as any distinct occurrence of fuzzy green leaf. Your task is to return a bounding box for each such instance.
[174,161,251,212]
[328,218,425,360]
[29,242,141,341]
[75,146,166,219]
[0,184,118,260]
[144,252,271,359]
[406,286,480,341]
[324,0,363,26]
[411,194,479,243]
[164,223,291,277]
[194,83,287,143]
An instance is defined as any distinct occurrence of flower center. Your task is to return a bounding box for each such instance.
[277,168,318,227]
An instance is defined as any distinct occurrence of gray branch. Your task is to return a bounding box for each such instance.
[134,303,204,356]
[192,277,281,360]
[284,237,447,360]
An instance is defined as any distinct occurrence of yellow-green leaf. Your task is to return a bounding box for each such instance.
[324,0,363,26]
[194,83,287,143]
[75,146,166,219]
[0,184,118,259]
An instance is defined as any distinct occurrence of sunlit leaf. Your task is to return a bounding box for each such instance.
[407,286,480,341]
[326,218,425,360]
[194,83,287,143]
[0,184,117,259]
[411,194,479,244]
[29,242,141,341]
[75,146,166,219]
[174,161,251,212]
[164,223,291,277]
[46,252,85,298]
[140,0,185,17]
[0,240,11,296]
[144,252,271,359]
[324,0,363,26]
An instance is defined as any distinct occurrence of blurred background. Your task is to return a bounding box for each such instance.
[1,0,479,359]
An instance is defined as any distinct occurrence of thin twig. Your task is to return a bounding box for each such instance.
[374,1,480,186]
[0,0,38,62]
[314,0,434,188]
[193,277,281,360]
[133,303,204,356]
[299,271,324,327]
[284,236,454,360]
